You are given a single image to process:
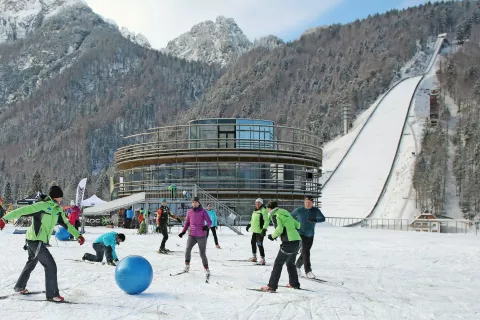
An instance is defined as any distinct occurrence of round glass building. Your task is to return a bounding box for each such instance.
[114,118,322,219]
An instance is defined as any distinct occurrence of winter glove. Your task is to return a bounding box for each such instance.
[261,228,267,236]
[308,218,316,222]
[267,234,274,241]
[178,232,186,238]
[77,235,85,246]
[0,219,5,231]
[246,224,251,232]
[202,225,208,231]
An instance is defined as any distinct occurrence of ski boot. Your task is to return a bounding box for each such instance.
[306,271,316,279]
[184,264,190,273]
[256,257,266,265]
[260,286,276,293]
[158,247,168,254]
[248,256,257,262]
[15,288,29,295]
[286,283,301,289]
[47,295,64,302]
[215,245,221,249]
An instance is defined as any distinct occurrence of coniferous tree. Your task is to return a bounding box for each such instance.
[4,182,13,204]
[30,171,43,194]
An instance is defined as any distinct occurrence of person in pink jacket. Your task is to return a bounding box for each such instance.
[68,206,81,240]
[179,197,212,276]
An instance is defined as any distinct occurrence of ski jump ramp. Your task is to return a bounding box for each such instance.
[321,76,423,223]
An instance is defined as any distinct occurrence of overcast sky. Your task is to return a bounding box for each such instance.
[84,0,436,50]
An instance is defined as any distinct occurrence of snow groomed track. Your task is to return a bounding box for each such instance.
[321,76,423,222]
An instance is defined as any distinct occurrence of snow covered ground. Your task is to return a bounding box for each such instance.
[322,76,422,221]
[1,225,480,320]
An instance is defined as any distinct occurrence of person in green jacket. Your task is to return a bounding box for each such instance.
[246,198,269,265]
[0,186,85,302]
[260,200,301,293]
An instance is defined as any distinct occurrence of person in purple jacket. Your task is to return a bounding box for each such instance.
[179,197,212,276]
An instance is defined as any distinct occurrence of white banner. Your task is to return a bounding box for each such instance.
[75,178,88,207]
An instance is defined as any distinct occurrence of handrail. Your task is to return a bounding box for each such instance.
[125,122,322,141]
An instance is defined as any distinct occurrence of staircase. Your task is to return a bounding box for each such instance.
[194,186,243,235]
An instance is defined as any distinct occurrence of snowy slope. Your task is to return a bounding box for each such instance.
[371,37,446,220]
[322,76,422,221]
[1,225,479,320]
[320,94,385,185]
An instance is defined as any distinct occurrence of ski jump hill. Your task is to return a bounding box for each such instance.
[321,35,447,226]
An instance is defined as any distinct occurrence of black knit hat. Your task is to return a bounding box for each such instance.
[266,201,278,209]
[49,186,63,199]
[192,196,200,203]
[117,233,126,242]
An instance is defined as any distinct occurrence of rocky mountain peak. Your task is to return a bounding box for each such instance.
[163,15,252,66]
[0,0,86,43]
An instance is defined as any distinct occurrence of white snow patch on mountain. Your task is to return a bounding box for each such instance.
[0,0,85,43]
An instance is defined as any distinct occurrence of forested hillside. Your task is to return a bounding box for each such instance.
[436,24,480,219]
[0,4,221,200]
[181,1,478,143]
[1,0,479,202]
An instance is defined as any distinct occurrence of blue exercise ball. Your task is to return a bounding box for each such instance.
[115,256,153,295]
[55,227,70,241]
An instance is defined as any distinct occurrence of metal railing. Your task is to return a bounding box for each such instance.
[326,217,479,234]
[115,183,243,235]
[195,187,243,235]
[115,123,323,167]
[115,179,321,199]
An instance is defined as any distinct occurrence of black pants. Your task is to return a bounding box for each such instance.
[268,241,301,290]
[206,227,219,246]
[125,218,132,229]
[159,224,169,249]
[296,235,314,273]
[15,240,59,299]
[251,233,265,258]
[84,243,114,262]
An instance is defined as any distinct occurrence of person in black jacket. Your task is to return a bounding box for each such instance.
[157,199,181,253]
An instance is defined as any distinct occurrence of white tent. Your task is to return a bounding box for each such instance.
[81,195,106,207]
[83,192,146,216]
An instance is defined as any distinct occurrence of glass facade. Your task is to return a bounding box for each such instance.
[188,119,274,150]
[116,118,322,217]
[122,162,319,193]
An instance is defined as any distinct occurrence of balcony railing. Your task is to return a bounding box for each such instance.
[115,179,322,198]
[115,123,322,167]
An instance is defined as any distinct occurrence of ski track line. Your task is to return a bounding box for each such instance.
[111,303,157,320]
